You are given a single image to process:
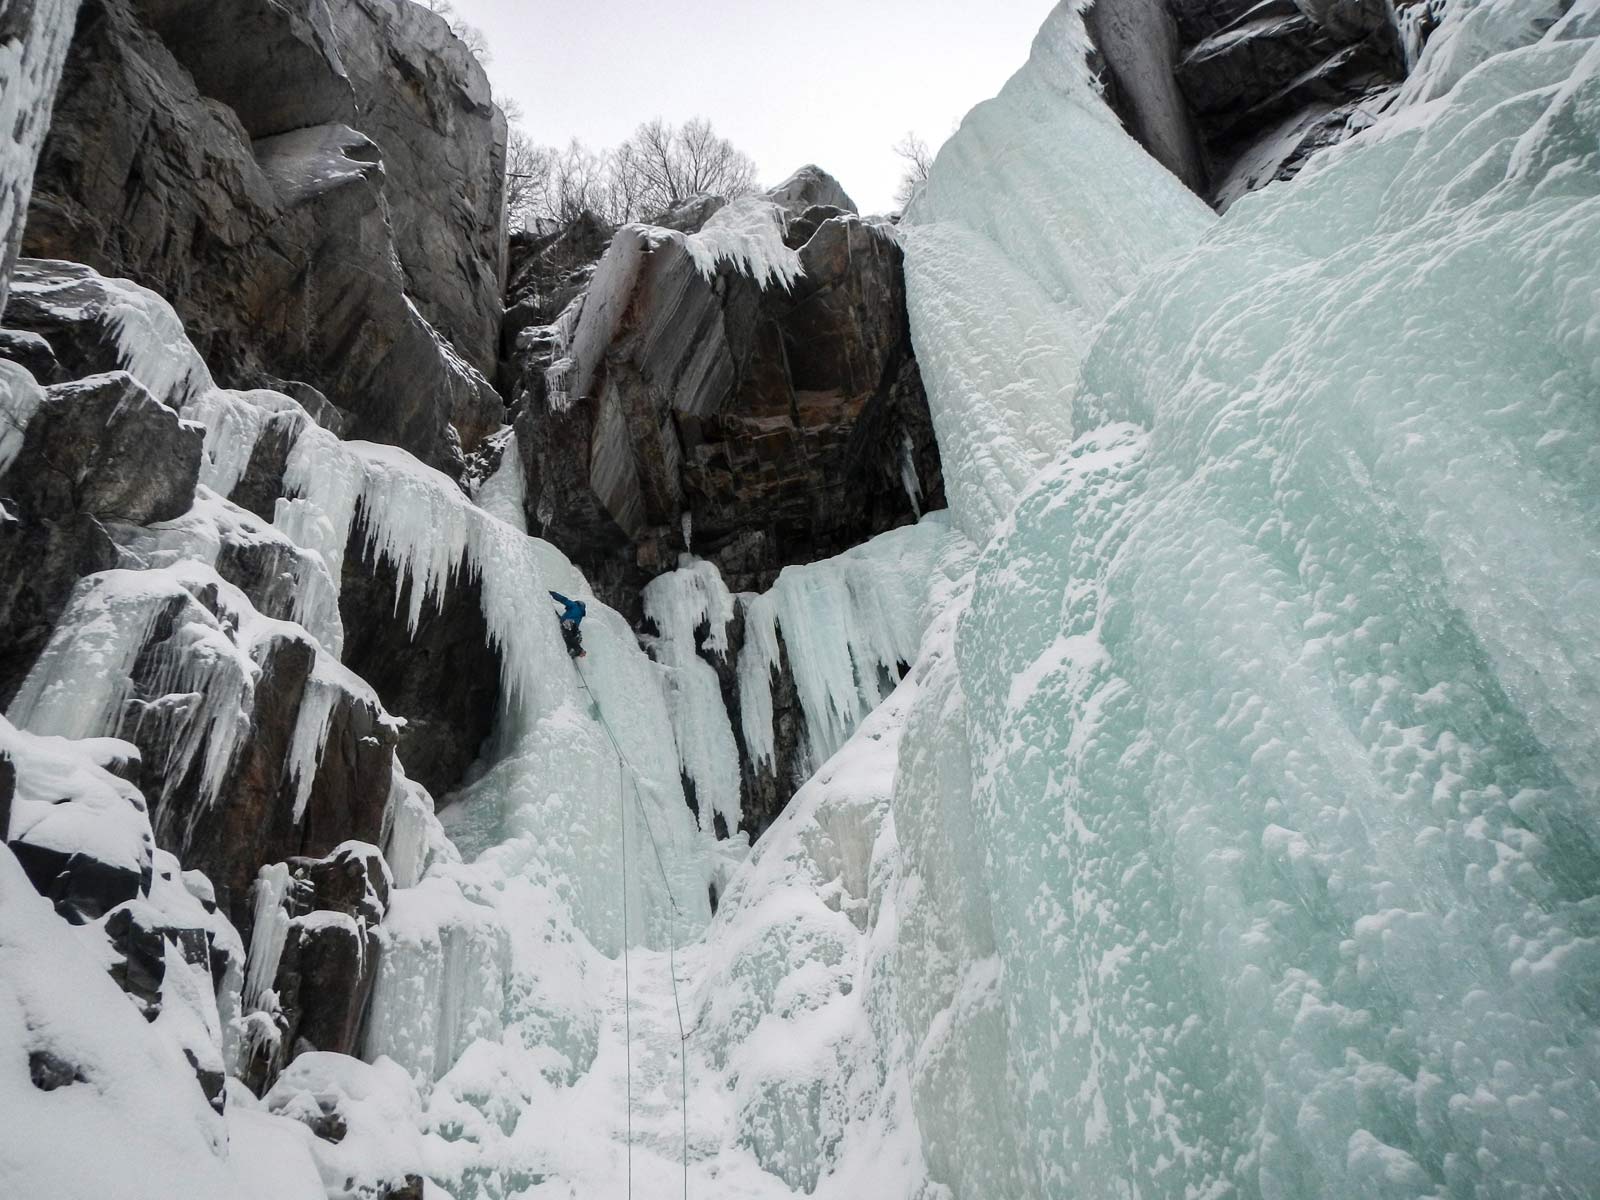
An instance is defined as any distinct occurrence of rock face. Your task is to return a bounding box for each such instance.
[0,0,82,310]
[508,180,943,609]
[21,0,506,471]
[1088,0,1409,207]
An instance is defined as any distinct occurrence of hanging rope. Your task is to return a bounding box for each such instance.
[616,730,634,1199]
[576,659,693,1200]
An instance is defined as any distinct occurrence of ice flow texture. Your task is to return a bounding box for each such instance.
[894,0,1600,1196]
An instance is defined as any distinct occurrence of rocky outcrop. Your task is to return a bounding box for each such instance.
[509,181,943,609]
[328,0,508,381]
[21,0,505,471]
[0,364,199,704]
[241,843,391,1092]
[767,165,859,218]
[1085,0,1210,194]
[0,0,82,310]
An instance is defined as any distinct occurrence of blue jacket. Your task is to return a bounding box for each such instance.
[549,591,587,627]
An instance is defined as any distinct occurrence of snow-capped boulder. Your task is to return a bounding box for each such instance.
[0,716,154,922]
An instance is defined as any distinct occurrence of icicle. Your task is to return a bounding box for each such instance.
[643,559,743,833]
[736,592,781,774]
[242,863,293,1014]
[898,429,924,518]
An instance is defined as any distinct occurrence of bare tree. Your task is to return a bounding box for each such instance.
[504,125,555,232]
[499,115,758,232]
[892,132,935,211]
[609,117,758,221]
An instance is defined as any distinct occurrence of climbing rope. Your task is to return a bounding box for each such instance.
[575,659,693,1200]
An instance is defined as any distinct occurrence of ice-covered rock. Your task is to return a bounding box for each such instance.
[236,843,393,1093]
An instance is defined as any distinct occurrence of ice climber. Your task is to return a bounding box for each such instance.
[549,590,588,658]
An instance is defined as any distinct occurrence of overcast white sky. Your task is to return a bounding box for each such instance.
[450,0,1055,214]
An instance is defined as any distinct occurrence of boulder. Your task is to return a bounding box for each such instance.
[22,0,504,471]
[5,371,203,525]
[766,165,857,218]
[0,329,60,381]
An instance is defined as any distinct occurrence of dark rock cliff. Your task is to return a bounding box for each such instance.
[21,0,506,472]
